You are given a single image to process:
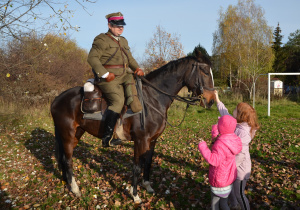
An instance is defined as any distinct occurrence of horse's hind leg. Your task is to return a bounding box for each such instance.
[66,153,81,197]
[55,126,84,197]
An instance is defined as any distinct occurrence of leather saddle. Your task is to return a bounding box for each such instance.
[81,80,145,122]
[81,85,106,115]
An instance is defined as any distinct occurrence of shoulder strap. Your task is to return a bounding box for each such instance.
[106,33,130,61]
[103,47,119,66]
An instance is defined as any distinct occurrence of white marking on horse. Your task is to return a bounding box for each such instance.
[129,186,142,204]
[142,180,155,193]
[210,68,214,87]
[70,177,81,197]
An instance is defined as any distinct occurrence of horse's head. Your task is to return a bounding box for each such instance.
[184,50,215,108]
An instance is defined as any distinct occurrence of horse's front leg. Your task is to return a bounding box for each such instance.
[142,145,155,193]
[130,160,142,204]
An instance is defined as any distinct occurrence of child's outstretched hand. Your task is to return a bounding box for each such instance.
[198,138,206,152]
[199,138,205,143]
[214,90,220,103]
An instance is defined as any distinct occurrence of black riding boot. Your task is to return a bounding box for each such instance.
[102,109,122,147]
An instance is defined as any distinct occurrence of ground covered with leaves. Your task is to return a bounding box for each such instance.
[0,100,299,209]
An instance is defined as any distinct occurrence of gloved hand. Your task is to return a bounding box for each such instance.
[106,72,115,82]
[134,68,144,76]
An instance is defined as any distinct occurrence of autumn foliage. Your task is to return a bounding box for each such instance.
[142,25,185,73]
[0,34,91,105]
[212,0,274,99]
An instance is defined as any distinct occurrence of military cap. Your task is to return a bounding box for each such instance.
[106,12,126,26]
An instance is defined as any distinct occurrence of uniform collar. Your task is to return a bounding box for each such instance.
[107,31,120,41]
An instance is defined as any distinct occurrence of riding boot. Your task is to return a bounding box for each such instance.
[102,109,122,147]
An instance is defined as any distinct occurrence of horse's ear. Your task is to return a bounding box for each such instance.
[195,50,204,62]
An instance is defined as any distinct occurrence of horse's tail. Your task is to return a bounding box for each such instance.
[54,126,65,171]
[51,98,66,173]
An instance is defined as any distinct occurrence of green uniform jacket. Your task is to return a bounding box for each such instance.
[87,31,140,77]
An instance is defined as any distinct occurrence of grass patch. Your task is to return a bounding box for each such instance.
[0,97,299,209]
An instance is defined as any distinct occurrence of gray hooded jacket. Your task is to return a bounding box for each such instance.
[217,101,256,180]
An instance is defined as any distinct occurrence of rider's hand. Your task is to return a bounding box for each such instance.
[106,73,115,82]
[134,68,144,76]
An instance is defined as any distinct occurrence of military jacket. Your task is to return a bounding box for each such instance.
[87,31,140,77]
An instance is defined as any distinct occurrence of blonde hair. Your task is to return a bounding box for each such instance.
[236,102,260,136]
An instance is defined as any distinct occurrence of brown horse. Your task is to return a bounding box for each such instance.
[50,51,215,203]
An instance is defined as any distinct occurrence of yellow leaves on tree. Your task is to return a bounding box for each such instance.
[212,0,274,99]
[143,25,186,72]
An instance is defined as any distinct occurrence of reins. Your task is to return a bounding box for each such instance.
[136,62,213,127]
[137,75,201,105]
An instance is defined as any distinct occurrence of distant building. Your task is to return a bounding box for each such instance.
[271,78,283,96]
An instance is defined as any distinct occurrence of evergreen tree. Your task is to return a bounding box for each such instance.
[187,44,210,58]
[283,29,300,85]
[272,23,286,73]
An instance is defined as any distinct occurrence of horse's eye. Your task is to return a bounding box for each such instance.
[198,65,210,76]
[200,68,210,76]
[203,71,210,76]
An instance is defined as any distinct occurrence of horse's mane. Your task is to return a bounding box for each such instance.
[145,54,211,81]
[145,57,191,80]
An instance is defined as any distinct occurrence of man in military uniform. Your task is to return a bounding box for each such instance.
[87,12,144,147]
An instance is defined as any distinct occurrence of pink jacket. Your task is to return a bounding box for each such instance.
[198,133,242,187]
[217,101,256,180]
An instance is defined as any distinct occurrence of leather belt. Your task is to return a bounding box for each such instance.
[104,64,128,69]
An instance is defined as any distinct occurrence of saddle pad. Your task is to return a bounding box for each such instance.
[83,112,103,120]
[83,109,142,121]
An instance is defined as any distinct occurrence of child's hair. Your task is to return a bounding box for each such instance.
[236,102,260,136]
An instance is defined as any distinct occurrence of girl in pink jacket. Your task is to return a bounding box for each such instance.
[198,115,242,210]
[214,90,260,210]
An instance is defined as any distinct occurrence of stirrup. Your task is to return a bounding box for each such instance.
[109,138,122,146]
[102,136,122,147]
[123,108,142,119]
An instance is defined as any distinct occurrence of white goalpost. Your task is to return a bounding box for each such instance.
[268,72,300,116]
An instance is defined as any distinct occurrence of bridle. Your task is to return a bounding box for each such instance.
[189,62,215,91]
[136,61,215,127]
[186,62,215,108]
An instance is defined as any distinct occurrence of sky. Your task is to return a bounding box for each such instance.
[66,0,300,62]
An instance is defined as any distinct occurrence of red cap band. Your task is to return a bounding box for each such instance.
[108,16,124,22]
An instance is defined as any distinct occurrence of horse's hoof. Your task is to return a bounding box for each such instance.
[133,196,142,204]
[129,186,142,204]
[73,190,82,197]
[70,177,81,197]
[142,180,155,194]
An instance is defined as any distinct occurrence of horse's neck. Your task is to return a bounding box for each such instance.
[150,68,184,94]
[145,62,186,108]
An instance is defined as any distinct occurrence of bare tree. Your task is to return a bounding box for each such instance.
[0,0,96,41]
[143,25,185,72]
